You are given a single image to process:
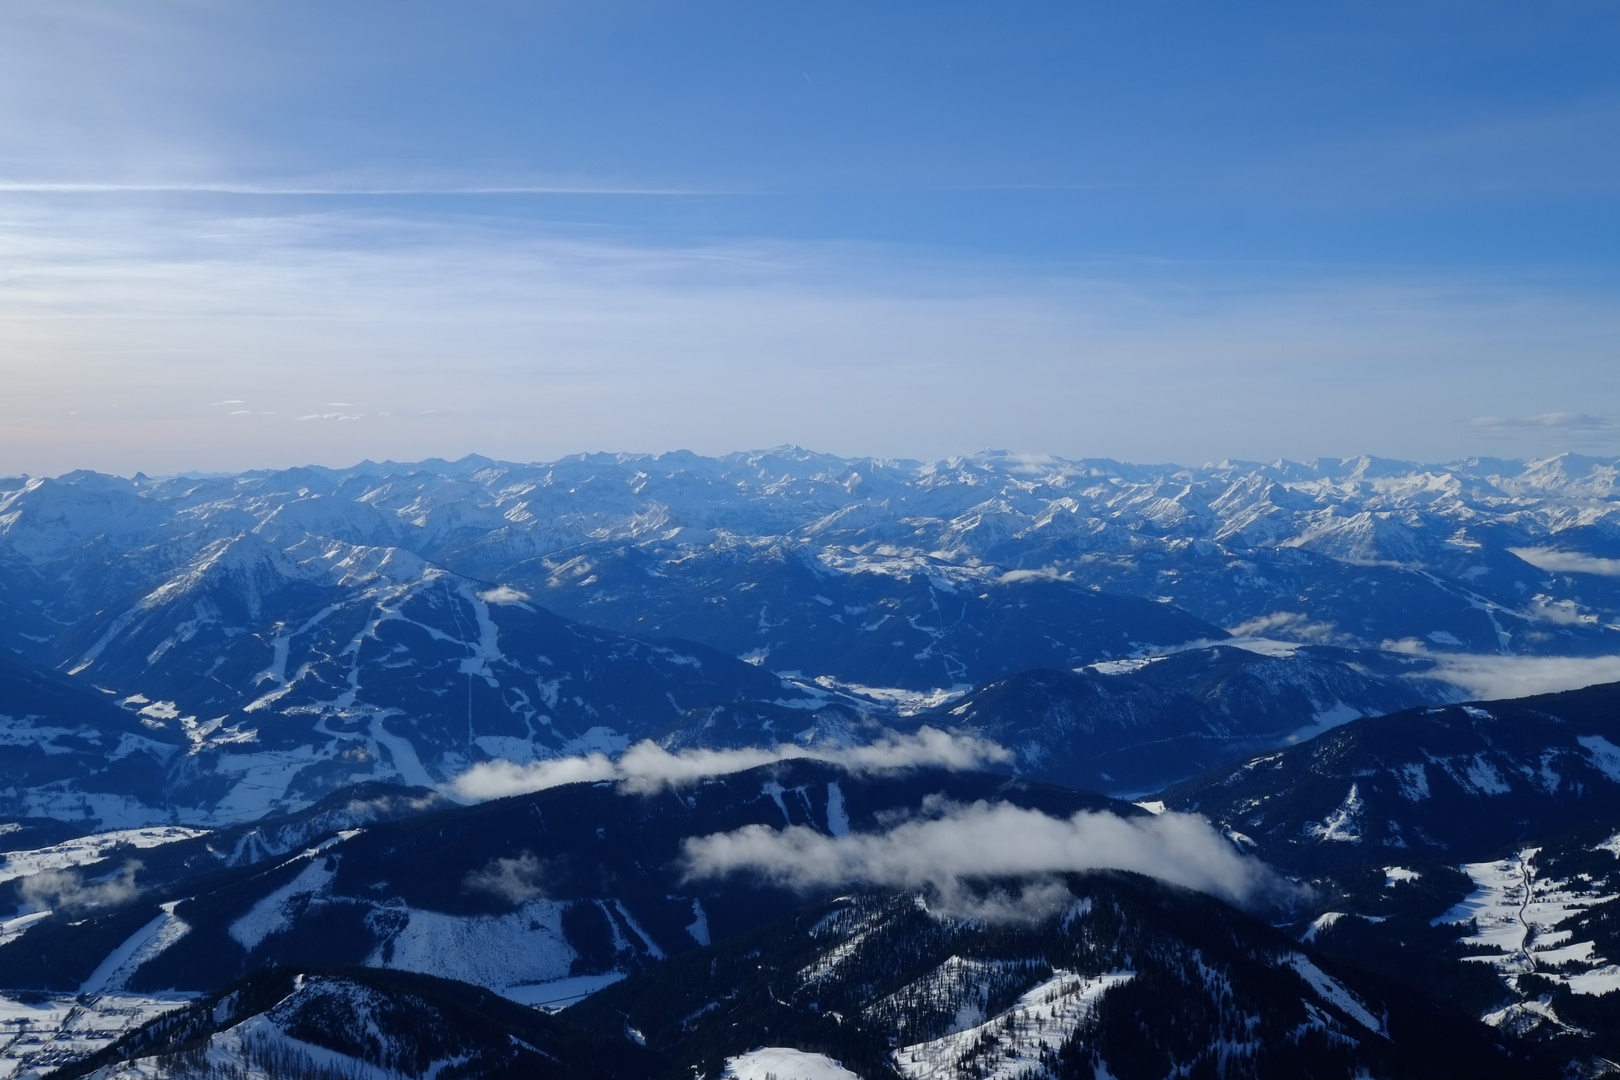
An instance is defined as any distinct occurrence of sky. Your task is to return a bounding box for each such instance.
[1,1,1618,475]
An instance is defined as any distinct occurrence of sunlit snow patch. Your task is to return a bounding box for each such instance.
[725,1047,862,1080]
[894,970,1133,1080]
[502,972,627,1012]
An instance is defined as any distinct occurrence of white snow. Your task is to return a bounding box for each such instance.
[0,826,209,885]
[685,899,711,946]
[806,677,972,716]
[1285,954,1385,1034]
[0,911,51,949]
[894,970,1133,1080]
[1084,657,1164,676]
[825,781,850,837]
[366,898,577,991]
[1303,784,1364,843]
[501,972,627,1011]
[1302,912,1345,943]
[0,991,190,1080]
[368,711,436,789]
[1396,763,1430,801]
[80,902,192,995]
[230,858,337,952]
[1384,866,1420,887]
[1435,849,1620,1006]
[1578,735,1620,782]
[726,1047,861,1080]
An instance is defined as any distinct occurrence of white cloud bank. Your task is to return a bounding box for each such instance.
[451,727,1011,802]
[1408,652,1620,702]
[1509,547,1620,578]
[682,799,1299,917]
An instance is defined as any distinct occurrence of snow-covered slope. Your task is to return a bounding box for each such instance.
[52,965,659,1080]
[1166,680,1620,870]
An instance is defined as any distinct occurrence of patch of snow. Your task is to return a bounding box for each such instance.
[1303,784,1364,844]
[685,899,711,946]
[894,970,1133,1080]
[806,677,972,716]
[369,712,436,789]
[825,781,850,837]
[1286,702,1363,744]
[726,1047,861,1080]
[79,902,191,995]
[367,898,577,991]
[1578,735,1620,782]
[0,910,52,949]
[1302,912,1345,943]
[1084,657,1165,676]
[230,857,337,952]
[502,971,627,1011]
[1384,867,1421,887]
[761,781,793,826]
[1396,763,1430,801]
[1285,954,1385,1034]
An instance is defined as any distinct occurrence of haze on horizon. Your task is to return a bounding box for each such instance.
[2,2,1617,477]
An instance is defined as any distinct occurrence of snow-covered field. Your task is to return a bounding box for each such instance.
[725,1047,862,1080]
[1435,848,1620,1030]
[0,992,190,1080]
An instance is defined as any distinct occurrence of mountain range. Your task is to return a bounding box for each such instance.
[6,450,1620,1078]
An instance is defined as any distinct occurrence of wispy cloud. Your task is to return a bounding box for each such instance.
[450,728,1011,802]
[1509,547,1620,578]
[1471,412,1615,432]
[1392,647,1620,700]
[462,851,549,905]
[19,861,142,913]
[3,187,1619,474]
[682,799,1300,918]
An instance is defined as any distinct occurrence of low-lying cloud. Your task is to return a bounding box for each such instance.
[463,851,548,904]
[1408,652,1620,701]
[451,727,1011,802]
[20,862,142,913]
[682,799,1299,918]
[1509,547,1620,578]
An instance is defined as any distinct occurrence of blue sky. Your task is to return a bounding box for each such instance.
[2,2,1617,474]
